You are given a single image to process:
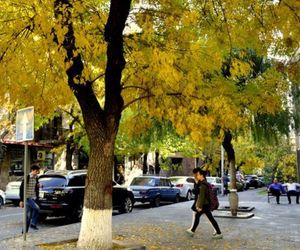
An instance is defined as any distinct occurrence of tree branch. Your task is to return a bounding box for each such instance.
[122,85,149,91]
[123,94,155,110]
[90,73,105,84]
[104,0,131,120]
[282,1,300,22]
[216,0,233,53]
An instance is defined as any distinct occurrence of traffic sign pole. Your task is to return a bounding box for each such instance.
[23,142,28,241]
[16,107,34,241]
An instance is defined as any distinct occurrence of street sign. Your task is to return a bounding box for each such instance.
[16,107,34,142]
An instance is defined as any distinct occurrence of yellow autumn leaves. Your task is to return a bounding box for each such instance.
[0,0,298,148]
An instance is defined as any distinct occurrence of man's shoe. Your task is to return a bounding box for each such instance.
[186,229,194,237]
[30,224,39,230]
[212,233,223,239]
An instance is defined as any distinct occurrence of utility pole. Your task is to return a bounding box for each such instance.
[292,84,300,182]
[221,145,225,196]
[296,133,300,182]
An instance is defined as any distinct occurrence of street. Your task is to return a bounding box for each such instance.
[0,196,183,242]
[1,188,300,249]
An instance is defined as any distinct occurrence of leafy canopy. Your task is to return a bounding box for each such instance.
[0,0,298,147]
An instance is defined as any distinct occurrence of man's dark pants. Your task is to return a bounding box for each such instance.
[24,198,40,232]
[270,188,281,204]
[287,191,299,204]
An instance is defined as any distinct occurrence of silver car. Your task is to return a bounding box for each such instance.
[5,178,22,206]
[168,176,195,201]
[206,177,222,194]
[0,189,6,207]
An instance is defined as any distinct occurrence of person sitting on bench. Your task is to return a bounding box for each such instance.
[283,178,300,204]
[268,178,285,204]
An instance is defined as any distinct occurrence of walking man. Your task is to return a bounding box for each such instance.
[186,168,222,239]
[19,165,40,232]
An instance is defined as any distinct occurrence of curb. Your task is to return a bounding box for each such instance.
[217,206,255,212]
[214,211,255,219]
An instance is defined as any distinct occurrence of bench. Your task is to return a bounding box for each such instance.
[267,191,287,203]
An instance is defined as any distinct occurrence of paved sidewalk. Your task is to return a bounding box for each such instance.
[1,190,300,249]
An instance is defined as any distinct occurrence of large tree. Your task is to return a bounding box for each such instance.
[1,0,299,248]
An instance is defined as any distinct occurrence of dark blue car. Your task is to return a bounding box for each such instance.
[129,176,181,207]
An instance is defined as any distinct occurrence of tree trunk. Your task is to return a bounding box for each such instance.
[65,109,79,170]
[222,130,239,216]
[53,0,131,248]
[143,153,148,174]
[65,138,75,170]
[78,129,115,250]
[155,151,160,175]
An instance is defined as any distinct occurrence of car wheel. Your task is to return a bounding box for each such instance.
[174,194,180,203]
[38,214,47,223]
[151,196,160,207]
[186,191,192,201]
[0,197,3,208]
[119,197,133,214]
[68,204,83,222]
[13,200,20,207]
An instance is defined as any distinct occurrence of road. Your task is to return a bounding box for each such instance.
[0,197,181,241]
[1,188,299,250]
[0,188,273,242]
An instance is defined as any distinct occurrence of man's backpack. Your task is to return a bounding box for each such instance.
[207,183,219,211]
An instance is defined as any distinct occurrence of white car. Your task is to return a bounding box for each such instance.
[168,176,195,201]
[0,189,6,207]
[206,177,222,194]
[5,178,22,206]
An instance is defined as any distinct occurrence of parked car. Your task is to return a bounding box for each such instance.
[38,170,134,221]
[206,177,222,194]
[0,189,5,207]
[244,175,259,189]
[228,177,244,192]
[258,176,266,187]
[5,177,22,206]
[168,176,195,200]
[130,176,181,207]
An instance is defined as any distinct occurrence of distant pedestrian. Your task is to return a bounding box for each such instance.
[268,178,285,204]
[186,168,222,239]
[283,178,300,204]
[223,174,229,195]
[19,165,41,233]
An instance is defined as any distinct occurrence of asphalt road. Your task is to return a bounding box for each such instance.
[1,188,299,250]
[0,198,182,241]
[0,188,270,242]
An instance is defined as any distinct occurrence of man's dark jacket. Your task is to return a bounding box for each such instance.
[19,175,39,202]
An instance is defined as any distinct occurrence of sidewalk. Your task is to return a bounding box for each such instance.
[1,190,300,249]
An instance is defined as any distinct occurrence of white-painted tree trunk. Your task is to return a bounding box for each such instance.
[77,208,112,250]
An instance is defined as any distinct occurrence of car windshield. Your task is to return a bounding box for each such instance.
[39,176,67,187]
[169,178,184,184]
[131,177,156,187]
